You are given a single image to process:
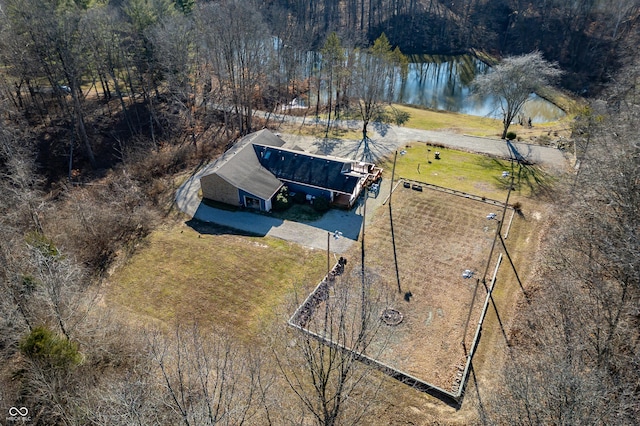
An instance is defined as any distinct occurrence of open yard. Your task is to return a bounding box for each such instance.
[109,140,544,414]
[379,142,555,202]
[297,183,506,393]
[106,222,327,340]
[381,143,512,200]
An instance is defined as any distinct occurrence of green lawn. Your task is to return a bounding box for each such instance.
[380,144,515,200]
[392,104,504,136]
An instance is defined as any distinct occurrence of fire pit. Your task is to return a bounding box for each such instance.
[381,308,404,326]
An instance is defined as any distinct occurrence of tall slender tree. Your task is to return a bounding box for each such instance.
[199,0,269,134]
[321,32,345,137]
[346,33,408,160]
[3,0,97,167]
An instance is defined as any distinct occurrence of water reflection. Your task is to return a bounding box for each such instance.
[393,55,565,123]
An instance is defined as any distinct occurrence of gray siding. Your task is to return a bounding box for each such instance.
[200,173,239,207]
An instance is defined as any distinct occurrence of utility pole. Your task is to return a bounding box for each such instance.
[389,151,402,293]
[462,171,514,353]
[327,231,331,280]
[361,192,367,331]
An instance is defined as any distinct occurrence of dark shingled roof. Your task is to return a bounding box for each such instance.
[253,144,360,195]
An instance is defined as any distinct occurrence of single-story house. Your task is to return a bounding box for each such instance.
[200,129,382,211]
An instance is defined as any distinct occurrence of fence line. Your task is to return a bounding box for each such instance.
[288,253,504,405]
[456,253,503,398]
[288,175,512,404]
[399,178,510,208]
[503,208,516,239]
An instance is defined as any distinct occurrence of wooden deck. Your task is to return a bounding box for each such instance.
[332,167,384,209]
[332,193,352,208]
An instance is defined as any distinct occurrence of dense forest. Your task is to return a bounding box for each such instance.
[283,0,637,92]
[0,0,636,177]
[0,0,639,424]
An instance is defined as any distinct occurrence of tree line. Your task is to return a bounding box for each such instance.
[0,0,412,179]
[479,35,640,424]
[1,0,637,178]
[277,0,639,92]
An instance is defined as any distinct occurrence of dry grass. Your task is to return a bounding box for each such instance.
[274,103,572,144]
[393,104,504,136]
[106,222,326,340]
[394,103,574,142]
[275,119,363,140]
[105,137,554,423]
[317,186,504,392]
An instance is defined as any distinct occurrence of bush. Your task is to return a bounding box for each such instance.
[292,191,307,204]
[272,187,290,211]
[55,172,157,271]
[25,231,60,258]
[312,196,330,212]
[20,326,82,369]
[506,131,517,140]
[392,109,411,126]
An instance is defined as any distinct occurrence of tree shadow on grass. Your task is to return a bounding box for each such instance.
[487,158,555,199]
[372,121,391,137]
[469,362,489,425]
[313,137,342,156]
[515,163,555,199]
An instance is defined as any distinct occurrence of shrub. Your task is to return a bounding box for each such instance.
[25,231,60,258]
[20,326,82,369]
[506,131,517,140]
[312,196,331,212]
[392,109,410,126]
[292,191,307,204]
[273,187,290,211]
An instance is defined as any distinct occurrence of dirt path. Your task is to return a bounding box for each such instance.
[277,122,570,172]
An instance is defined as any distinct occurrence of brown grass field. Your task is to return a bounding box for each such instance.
[106,223,327,340]
[305,184,505,392]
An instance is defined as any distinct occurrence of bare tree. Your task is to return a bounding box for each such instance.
[321,32,345,137]
[2,0,100,167]
[146,12,203,150]
[199,0,269,135]
[472,51,562,139]
[484,65,640,424]
[148,323,268,425]
[345,33,408,161]
[83,6,138,138]
[275,271,391,426]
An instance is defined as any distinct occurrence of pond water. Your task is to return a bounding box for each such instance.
[392,55,565,123]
